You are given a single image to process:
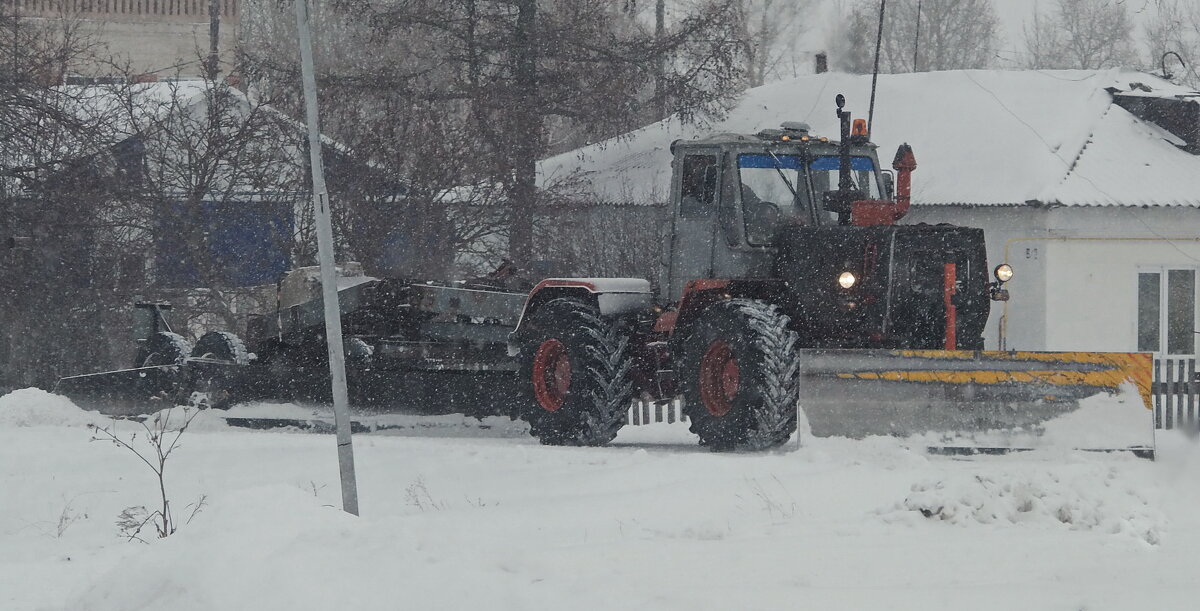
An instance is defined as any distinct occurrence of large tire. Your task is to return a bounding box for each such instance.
[191,331,252,364]
[188,331,251,410]
[679,298,800,451]
[131,332,192,408]
[517,298,634,446]
[138,332,192,367]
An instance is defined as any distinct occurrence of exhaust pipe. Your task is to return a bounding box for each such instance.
[849,143,918,226]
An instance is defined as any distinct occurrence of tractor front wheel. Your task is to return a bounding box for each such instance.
[517,298,634,446]
[680,298,800,451]
[187,331,251,410]
[138,332,192,368]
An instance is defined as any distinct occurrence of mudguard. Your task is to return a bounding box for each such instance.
[508,278,653,354]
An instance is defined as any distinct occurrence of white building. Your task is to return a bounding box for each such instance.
[7,0,239,78]
[537,69,1200,359]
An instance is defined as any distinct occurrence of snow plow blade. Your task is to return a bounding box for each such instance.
[798,350,1155,458]
[55,365,187,415]
[54,360,240,416]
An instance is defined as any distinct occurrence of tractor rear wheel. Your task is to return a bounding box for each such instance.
[680,298,800,451]
[517,298,633,446]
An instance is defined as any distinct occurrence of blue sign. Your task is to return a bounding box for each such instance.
[738,154,803,169]
[810,156,876,171]
[155,200,293,288]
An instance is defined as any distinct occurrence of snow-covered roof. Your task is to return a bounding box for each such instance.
[65,80,214,138]
[538,69,1200,208]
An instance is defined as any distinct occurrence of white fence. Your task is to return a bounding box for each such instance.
[627,399,686,425]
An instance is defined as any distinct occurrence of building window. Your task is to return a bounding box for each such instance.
[1167,270,1196,355]
[1137,269,1196,355]
[1137,272,1160,352]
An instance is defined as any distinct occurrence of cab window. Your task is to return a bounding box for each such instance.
[809,156,882,223]
[809,156,882,197]
[679,154,719,217]
[737,153,809,245]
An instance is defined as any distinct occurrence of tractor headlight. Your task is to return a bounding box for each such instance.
[994,263,1014,283]
[838,271,857,289]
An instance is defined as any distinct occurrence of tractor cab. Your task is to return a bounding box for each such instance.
[659,95,1001,351]
[661,120,891,302]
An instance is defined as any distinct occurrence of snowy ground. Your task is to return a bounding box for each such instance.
[3,388,1199,610]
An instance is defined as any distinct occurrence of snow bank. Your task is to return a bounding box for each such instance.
[1035,384,1157,450]
[64,484,360,611]
[0,388,103,428]
[3,417,1197,610]
[882,462,1164,545]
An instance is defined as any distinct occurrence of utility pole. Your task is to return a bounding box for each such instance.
[294,0,360,516]
[508,0,537,273]
[208,0,220,79]
[654,0,665,119]
[9,0,19,85]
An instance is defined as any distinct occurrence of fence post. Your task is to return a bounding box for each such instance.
[1189,359,1197,430]
[1177,359,1188,429]
[1167,359,1175,430]
[1154,359,1163,429]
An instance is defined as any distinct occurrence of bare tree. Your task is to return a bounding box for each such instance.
[0,13,135,388]
[834,0,999,73]
[89,70,308,337]
[240,0,746,278]
[735,0,813,87]
[1024,0,1139,70]
[240,1,511,279]
[1144,0,1200,86]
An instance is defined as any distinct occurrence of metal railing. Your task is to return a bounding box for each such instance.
[1154,357,1198,431]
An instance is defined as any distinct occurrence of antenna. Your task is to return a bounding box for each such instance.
[912,0,922,72]
[867,0,886,140]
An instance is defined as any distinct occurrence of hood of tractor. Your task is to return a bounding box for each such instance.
[773,224,990,350]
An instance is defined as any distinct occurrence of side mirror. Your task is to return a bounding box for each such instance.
[881,170,895,200]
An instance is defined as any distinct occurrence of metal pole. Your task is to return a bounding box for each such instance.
[294,0,359,516]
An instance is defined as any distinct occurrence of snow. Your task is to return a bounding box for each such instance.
[902,383,1157,453]
[3,389,1200,609]
[0,388,104,429]
[885,462,1164,544]
[540,69,1200,208]
[65,80,214,140]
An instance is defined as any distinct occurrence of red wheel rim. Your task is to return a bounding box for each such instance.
[532,339,571,412]
[699,341,739,417]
